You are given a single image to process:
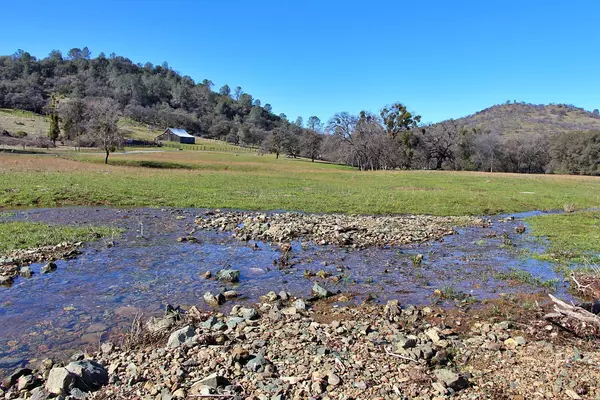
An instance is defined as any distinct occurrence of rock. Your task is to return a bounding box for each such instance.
[29,387,48,400]
[566,389,582,399]
[433,368,469,392]
[425,328,441,343]
[19,266,33,278]
[327,373,341,386]
[312,283,333,298]
[100,342,114,355]
[263,291,279,302]
[246,354,269,372]
[223,290,239,299]
[293,298,306,310]
[198,372,230,388]
[41,262,57,273]
[201,271,211,279]
[201,316,218,329]
[45,367,74,395]
[504,338,518,349]
[396,336,418,350]
[17,374,40,391]
[166,325,195,348]
[279,291,289,301]
[203,292,225,306]
[0,275,14,286]
[216,269,240,282]
[172,388,186,398]
[232,346,250,363]
[514,336,527,346]
[70,351,85,361]
[384,299,401,318]
[69,387,89,399]
[2,367,33,388]
[239,307,259,320]
[226,317,245,329]
[146,316,175,333]
[66,360,109,391]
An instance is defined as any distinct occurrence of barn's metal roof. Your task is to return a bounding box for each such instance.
[166,128,194,138]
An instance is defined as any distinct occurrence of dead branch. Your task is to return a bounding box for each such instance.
[545,294,600,328]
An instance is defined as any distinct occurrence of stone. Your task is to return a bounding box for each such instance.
[504,338,518,349]
[425,328,441,343]
[216,269,240,282]
[201,271,211,279]
[223,290,239,299]
[264,291,279,301]
[29,387,48,400]
[278,291,289,301]
[0,275,14,286]
[198,373,230,388]
[204,292,225,306]
[166,325,195,348]
[327,373,341,386]
[17,374,40,391]
[312,283,333,298]
[41,262,57,273]
[246,354,269,372]
[19,266,33,278]
[514,336,527,346]
[45,367,74,395]
[69,387,89,399]
[396,336,418,350]
[226,317,245,329]
[146,316,175,333]
[66,360,109,391]
[2,367,33,388]
[173,388,186,398]
[293,299,306,310]
[201,316,218,329]
[100,342,114,355]
[239,307,259,320]
[433,368,469,392]
[384,299,401,317]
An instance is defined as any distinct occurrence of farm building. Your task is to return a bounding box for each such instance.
[156,128,195,144]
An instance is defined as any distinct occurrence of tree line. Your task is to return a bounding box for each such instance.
[0,48,598,174]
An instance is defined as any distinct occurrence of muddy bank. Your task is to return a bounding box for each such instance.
[0,207,564,375]
[3,296,599,399]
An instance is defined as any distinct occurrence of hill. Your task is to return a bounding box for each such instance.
[451,102,600,136]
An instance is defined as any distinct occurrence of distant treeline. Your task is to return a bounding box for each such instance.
[0,48,598,175]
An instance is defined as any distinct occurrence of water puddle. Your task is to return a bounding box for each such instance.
[0,207,564,372]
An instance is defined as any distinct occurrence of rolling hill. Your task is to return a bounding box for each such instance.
[448,102,600,136]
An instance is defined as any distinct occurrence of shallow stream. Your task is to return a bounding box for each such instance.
[0,207,564,372]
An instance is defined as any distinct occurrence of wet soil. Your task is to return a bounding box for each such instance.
[0,207,565,373]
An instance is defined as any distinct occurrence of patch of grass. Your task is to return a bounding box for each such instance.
[0,153,600,215]
[0,221,120,254]
[494,267,559,290]
[526,211,600,262]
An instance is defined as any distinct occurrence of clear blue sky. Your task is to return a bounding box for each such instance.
[1,0,599,123]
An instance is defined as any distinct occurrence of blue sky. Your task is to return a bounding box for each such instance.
[1,0,599,123]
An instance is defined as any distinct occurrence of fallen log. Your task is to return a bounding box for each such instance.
[544,294,600,329]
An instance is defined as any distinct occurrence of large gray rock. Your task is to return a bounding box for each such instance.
[166,325,195,348]
[29,387,48,400]
[20,266,33,278]
[41,262,57,274]
[312,283,333,298]
[66,360,108,391]
[433,368,469,391]
[239,307,258,320]
[2,367,32,388]
[203,292,225,306]
[45,367,74,395]
[216,269,240,282]
[0,275,14,286]
[198,372,230,388]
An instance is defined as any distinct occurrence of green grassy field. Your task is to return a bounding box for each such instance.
[1,150,599,258]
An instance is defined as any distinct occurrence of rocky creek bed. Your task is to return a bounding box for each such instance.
[0,207,572,393]
[2,295,600,399]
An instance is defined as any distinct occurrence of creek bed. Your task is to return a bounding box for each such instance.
[0,207,562,373]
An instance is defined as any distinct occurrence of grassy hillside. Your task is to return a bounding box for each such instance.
[453,103,600,136]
